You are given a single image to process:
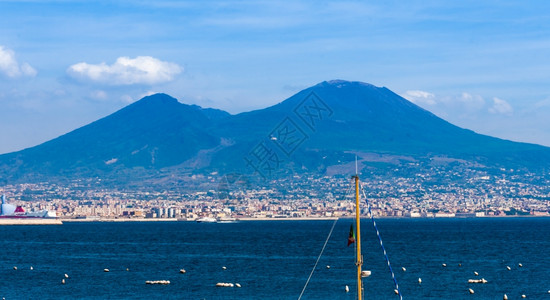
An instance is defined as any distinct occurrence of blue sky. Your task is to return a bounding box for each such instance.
[1,0,550,154]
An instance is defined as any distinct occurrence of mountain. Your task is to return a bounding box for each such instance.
[0,93,220,181]
[207,80,550,175]
[1,80,550,183]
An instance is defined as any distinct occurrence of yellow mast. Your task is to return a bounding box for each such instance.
[354,174,363,300]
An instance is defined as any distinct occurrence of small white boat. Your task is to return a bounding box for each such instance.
[468,278,488,284]
[216,282,234,287]
[146,280,170,285]
[196,217,217,223]
[218,217,238,223]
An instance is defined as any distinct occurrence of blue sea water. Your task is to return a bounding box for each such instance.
[0,218,549,299]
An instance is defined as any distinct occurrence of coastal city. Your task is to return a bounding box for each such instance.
[2,165,550,221]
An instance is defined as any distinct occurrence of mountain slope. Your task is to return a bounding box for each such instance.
[209,80,550,173]
[0,93,221,179]
[1,80,550,183]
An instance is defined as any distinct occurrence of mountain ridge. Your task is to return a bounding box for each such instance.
[1,80,549,183]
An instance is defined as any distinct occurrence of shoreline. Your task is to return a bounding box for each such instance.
[2,215,547,224]
[57,215,550,223]
[0,218,63,225]
[61,217,339,222]
[61,218,181,222]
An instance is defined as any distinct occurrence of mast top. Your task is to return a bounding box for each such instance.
[355,155,358,176]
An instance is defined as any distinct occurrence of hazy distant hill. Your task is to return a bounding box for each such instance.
[1,80,550,183]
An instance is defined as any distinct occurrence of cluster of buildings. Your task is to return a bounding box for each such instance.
[1,166,549,220]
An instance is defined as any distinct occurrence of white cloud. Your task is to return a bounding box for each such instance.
[456,92,485,111]
[402,90,437,105]
[403,90,487,112]
[0,46,37,78]
[67,56,182,85]
[489,97,513,115]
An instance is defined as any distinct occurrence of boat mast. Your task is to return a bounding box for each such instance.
[354,163,363,300]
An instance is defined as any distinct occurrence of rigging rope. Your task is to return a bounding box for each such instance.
[361,184,403,300]
[297,183,353,300]
[297,217,338,300]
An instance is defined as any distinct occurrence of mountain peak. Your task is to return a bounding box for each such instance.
[107,93,186,123]
[135,93,179,106]
[318,79,378,89]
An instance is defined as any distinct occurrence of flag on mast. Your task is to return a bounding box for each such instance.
[347,224,355,246]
